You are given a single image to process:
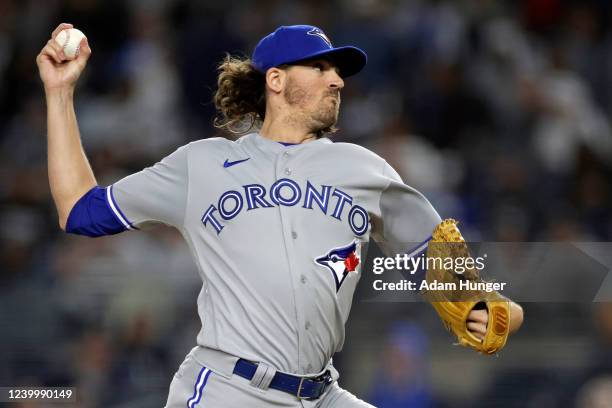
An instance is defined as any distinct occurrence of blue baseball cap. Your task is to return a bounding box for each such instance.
[252,25,367,78]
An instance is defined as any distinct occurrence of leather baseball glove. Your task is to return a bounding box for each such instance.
[423,219,510,355]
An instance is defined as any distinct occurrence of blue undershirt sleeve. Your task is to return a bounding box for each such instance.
[65,186,128,237]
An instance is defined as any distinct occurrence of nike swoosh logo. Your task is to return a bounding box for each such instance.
[223,158,250,168]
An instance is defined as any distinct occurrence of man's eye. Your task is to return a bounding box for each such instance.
[313,63,324,71]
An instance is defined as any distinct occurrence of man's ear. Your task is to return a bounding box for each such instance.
[266,67,286,94]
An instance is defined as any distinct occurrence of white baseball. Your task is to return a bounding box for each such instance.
[54,28,86,60]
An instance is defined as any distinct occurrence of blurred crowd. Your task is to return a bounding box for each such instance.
[1,0,612,407]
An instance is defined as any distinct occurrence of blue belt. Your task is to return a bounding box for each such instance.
[233,359,333,400]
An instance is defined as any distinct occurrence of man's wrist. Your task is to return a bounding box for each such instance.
[44,86,75,101]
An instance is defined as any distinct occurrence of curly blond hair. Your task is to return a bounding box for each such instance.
[213,55,266,135]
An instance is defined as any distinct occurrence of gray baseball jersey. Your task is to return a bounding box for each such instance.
[109,132,441,375]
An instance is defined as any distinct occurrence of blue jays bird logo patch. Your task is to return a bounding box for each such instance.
[315,240,361,292]
[307,28,332,47]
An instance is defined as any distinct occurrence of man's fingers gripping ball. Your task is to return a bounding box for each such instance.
[54,28,86,60]
[39,23,73,64]
[42,39,66,64]
[51,23,73,39]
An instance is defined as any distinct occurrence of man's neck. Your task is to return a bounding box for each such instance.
[259,116,318,144]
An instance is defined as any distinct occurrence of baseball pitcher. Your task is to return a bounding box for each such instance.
[37,23,524,407]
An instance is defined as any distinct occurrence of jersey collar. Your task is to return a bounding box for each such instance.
[243,132,332,154]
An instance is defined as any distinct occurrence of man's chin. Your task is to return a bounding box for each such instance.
[318,111,338,125]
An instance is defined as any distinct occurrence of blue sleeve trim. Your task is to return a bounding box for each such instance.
[106,185,138,230]
[398,236,432,281]
[404,236,432,257]
[66,186,128,237]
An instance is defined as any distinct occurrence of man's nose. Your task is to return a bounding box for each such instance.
[328,70,344,90]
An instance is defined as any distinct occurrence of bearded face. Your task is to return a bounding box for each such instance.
[282,61,343,134]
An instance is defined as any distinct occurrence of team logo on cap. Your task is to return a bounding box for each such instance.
[307,27,332,47]
[315,240,361,292]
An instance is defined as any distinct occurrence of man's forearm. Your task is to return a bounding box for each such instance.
[46,87,97,229]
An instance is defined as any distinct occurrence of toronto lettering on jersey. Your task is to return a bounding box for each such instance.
[201,179,369,236]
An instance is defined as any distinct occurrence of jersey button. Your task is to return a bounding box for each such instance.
[291,231,298,239]
[284,168,292,175]
[307,364,313,371]
[300,275,307,284]
[283,152,290,158]
[305,322,311,330]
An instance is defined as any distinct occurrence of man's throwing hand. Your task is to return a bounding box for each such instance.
[36,23,91,91]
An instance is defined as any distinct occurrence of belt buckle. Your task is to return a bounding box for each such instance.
[317,370,333,383]
[296,371,332,400]
[296,377,306,400]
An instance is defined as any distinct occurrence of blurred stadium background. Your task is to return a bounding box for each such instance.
[1,0,612,406]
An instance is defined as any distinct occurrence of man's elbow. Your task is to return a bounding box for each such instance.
[58,208,71,232]
[56,186,129,238]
